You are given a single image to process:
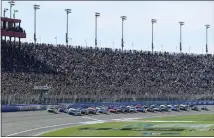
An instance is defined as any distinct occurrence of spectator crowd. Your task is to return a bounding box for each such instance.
[1,40,214,104]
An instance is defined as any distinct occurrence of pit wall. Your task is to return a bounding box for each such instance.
[1,100,214,112]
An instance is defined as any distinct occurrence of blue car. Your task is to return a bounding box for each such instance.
[58,108,66,113]
[171,106,179,111]
[136,107,146,112]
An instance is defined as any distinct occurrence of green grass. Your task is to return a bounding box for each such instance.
[40,114,214,136]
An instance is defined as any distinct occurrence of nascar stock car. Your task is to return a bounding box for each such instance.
[96,106,108,114]
[135,106,147,112]
[201,106,209,111]
[78,107,89,115]
[126,106,138,113]
[146,107,155,112]
[58,108,69,113]
[191,106,200,111]
[68,108,82,116]
[167,105,173,109]
[47,107,59,114]
[88,107,97,114]
[108,108,117,113]
[171,105,180,111]
[179,104,188,111]
[120,106,130,113]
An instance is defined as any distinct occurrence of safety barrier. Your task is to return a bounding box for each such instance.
[1,104,61,112]
[2,101,214,112]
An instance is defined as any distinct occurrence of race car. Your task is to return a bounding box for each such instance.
[127,106,137,113]
[79,108,89,115]
[167,105,173,109]
[108,108,117,113]
[160,107,169,112]
[154,107,162,112]
[179,105,188,111]
[171,106,179,111]
[120,106,130,113]
[68,108,82,116]
[143,105,149,109]
[188,104,195,108]
[150,105,157,109]
[147,107,155,112]
[136,107,146,113]
[47,107,59,114]
[58,108,67,113]
[201,106,209,111]
[96,106,108,114]
[88,107,97,114]
[191,106,199,111]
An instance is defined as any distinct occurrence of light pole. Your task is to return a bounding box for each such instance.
[68,37,72,46]
[205,24,210,54]
[54,36,57,45]
[34,4,40,44]
[65,9,71,47]
[179,21,184,53]
[13,9,18,18]
[84,39,88,47]
[95,12,100,47]
[3,8,8,17]
[121,16,127,51]
[8,1,15,18]
[151,19,157,53]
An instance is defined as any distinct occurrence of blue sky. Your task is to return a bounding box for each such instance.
[2,1,214,54]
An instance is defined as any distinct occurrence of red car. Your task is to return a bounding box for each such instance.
[108,108,117,113]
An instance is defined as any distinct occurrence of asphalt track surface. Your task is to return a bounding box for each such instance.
[2,105,214,137]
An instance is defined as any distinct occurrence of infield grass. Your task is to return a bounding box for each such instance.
[40,114,214,136]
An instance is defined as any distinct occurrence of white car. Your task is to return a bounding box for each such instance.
[68,108,82,116]
[47,107,59,114]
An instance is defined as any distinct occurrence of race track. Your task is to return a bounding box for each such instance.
[2,105,214,136]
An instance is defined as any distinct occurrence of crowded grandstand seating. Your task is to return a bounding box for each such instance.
[1,41,214,104]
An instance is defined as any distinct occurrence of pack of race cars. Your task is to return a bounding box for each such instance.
[47,104,209,116]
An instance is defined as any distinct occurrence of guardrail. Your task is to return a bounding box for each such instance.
[2,100,214,112]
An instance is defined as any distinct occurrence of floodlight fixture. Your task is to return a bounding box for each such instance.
[65,9,72,47]
[151,19,157,24]
[95,12,100,17]
[121,16,127,21]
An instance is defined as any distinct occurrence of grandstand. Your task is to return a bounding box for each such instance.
[1,1,214,105]
[2,40,214,104]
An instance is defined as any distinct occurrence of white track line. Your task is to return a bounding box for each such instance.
[6,122,82,136]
